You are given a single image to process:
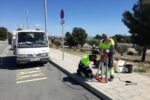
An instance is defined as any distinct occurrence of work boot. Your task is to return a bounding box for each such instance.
[108,75,114,82]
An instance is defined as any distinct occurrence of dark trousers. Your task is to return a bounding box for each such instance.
[77,62,92,78]
[108,54,113,68]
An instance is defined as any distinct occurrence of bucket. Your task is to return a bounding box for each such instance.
[124,64,133,73]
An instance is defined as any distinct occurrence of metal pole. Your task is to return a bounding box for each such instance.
[26,10,29,29]
[62,20,64,60]
[44,0,48,33]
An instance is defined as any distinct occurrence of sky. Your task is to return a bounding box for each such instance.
[0,0,138,36]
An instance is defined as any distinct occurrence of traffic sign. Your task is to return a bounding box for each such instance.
[60,9,64,19]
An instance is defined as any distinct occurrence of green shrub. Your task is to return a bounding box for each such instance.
[116,45,128,56]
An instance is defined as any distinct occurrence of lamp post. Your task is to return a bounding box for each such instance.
[26,10,29,29]
[44,0,48,33]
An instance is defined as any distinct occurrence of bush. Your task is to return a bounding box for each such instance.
[54,39,61,48]
[116,45,128,56]
[127,51,134,55]
[87,39,98,47]
[127,48,137,55]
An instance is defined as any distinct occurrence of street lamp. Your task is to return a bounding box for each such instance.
[26,10,29,29]
[44,0,48,33]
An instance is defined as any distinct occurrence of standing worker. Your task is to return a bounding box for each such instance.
[99,34,115,81]
[77,54,98,79]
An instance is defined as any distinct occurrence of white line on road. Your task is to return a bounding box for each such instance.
[16,67,47,84]
[16,77,47,84]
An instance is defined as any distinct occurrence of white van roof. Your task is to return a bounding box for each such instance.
[16,29,45,33]
[13,29,46,35]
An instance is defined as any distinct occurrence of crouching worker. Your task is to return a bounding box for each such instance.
[77,54,98,79]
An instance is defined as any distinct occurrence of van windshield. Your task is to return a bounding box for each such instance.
[18,32,48,48]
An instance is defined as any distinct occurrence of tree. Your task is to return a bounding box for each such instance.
[17,27,22,31]
[112,34,132,43]
[65,32,77,48]
[0,27,8,40]
[7,32,12,44]
[87,39,98,47]
[35,28,40,31]
[72,27,88,47]
[53,39,61,48]
[122,0,150,61]
[93,34,102,40]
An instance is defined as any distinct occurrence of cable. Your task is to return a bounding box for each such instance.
[115,76,137,85]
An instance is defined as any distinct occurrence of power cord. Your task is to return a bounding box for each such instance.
[116,76,137,86]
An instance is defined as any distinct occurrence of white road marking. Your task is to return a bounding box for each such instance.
[17,70,42,75]
[16,67,47,84]
[16,77,47,84]
[16,73,44,80]
[16,67,40,72]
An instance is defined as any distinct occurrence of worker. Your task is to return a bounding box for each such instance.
[77,54,98,79]
[99,34,115,81]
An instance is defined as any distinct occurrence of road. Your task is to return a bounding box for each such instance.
[0,41,9,54]
[0,41,100,100]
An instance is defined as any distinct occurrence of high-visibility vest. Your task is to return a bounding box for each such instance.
[99,38,115,49]
[81,55,90,67]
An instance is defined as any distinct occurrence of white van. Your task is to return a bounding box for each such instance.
[13,29,50,65]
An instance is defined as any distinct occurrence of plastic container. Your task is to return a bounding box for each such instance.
[116,66,124,73]
[114,60,125,73]
[124,64,133,73]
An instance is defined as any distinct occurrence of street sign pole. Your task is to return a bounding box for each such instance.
[60,9,65,60]
[61,20,64,60]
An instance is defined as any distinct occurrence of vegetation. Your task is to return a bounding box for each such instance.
[0,27,8,40]
[16,27,22,31]
[0,27,12,41]
[116,45,128,56]
[112,34,131,43]
[65,27,88,48]
[122,0,150,61]
[53,39,61,48]
[65,32,77,48]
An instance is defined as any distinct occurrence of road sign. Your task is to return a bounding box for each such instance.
[60,9,64,19]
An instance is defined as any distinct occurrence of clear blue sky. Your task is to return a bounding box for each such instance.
[0,0,138,36]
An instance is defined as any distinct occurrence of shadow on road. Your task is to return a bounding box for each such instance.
[0,56,44,70]
[62,75,80,85]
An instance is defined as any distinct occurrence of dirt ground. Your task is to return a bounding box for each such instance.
[54,47,150,77]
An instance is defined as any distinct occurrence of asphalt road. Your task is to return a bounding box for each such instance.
[0,41,100,100]
[0,41,9,54]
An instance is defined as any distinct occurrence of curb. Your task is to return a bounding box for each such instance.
[49,60,112,100]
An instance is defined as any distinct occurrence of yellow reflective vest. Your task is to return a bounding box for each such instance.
[99,38,115,49]
[81,55,90,67]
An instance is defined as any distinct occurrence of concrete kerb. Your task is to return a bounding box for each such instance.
[49,60,112,100]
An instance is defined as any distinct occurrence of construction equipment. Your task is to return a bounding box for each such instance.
[94,49,109,83]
